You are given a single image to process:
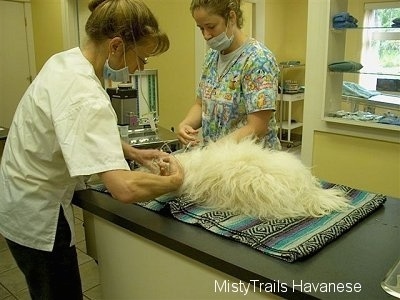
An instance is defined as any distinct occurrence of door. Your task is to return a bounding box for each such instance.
[0,0,36,128]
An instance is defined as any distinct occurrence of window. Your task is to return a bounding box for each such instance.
[360,2,400,93]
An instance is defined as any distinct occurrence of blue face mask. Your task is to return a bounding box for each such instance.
[103,44,130,82]
[103,60,129,82]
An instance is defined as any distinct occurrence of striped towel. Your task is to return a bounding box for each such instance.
[89,182,386,262]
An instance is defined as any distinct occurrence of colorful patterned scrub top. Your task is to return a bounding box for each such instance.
[197,38,281,150]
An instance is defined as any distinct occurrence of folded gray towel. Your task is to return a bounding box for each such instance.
[333,21,358,29]
[328,61,363,72]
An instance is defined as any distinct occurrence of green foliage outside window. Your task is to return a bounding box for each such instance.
[371,8,400,71]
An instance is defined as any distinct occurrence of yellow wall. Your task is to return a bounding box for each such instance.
[31,0,64,71]
[142,0,196,131]
[265,0,307,133]
[266,0,308,63]
[313,132,400,198]
[30,0,308,131]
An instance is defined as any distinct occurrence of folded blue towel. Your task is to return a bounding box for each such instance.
[333,12,358,29]
[378,115,400,126]
[333,12,358,23]
[337,16,357,24]
[342,81,381,99]
[333,12,350,22]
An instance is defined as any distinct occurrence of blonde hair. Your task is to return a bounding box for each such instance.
[86,0,169,56]
[190,0,244,28]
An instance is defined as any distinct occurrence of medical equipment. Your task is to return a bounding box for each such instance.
[106,69,159,129]
[106,83,138,127]
[107,70,180,151]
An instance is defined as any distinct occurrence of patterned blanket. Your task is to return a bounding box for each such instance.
[89,182,386,262]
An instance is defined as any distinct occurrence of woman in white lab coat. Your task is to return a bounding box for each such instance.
[0,0,183,299]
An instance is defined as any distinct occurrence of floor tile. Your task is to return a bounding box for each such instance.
[285,144,302,159]
[12,289,30,300]
[73,205,84,222]
[0,249,17,274]
[83,284,104,300]
[0,283,12,300]
[0,295,15,300]
[79,260,100,293]
[76,239,88,253]
[75,220,86,244]
[0,236,8,252]
[0,268,28,296]
[77,248,94,266]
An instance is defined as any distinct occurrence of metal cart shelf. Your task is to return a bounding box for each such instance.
[278,64,305,148]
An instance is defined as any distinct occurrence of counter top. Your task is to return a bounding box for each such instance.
[0,127,9,140]
[0,126,177,144]
[127,126,179,150]
[73,190,399,300]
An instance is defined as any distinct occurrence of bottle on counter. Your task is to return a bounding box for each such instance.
[126,112,138,131]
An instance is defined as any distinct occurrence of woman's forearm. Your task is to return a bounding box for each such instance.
[179,98,203,130]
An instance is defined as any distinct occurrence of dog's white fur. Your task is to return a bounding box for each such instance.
[146,139,351,219]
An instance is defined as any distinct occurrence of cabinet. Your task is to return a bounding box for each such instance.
[301,0,400,195]
[323,1,400,132]
[278,64,305,147]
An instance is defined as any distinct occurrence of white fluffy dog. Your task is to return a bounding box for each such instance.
[148,139,351,220]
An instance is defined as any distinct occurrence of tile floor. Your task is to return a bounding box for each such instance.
[0,206,103,300]
[0,144,302,300]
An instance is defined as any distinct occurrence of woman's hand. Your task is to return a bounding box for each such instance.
[177,124,200,145]
[154,155,184,180]
[132,148,169,170]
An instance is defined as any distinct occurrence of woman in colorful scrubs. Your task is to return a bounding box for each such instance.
[178,0,281,150]
[0,0,183,299]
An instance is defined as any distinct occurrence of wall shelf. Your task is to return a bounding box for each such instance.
[322,5,400,132]
[323,116,400,131]
[329,70,400,77]
[301,0,400,194]
[331,26,400,31]
[341,95,400,110]
[280,120,303,130]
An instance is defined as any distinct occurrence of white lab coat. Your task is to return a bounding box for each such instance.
[0,47,129,251]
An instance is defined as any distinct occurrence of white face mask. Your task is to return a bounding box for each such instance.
[103,44,130,82]
[206,23,234,52]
